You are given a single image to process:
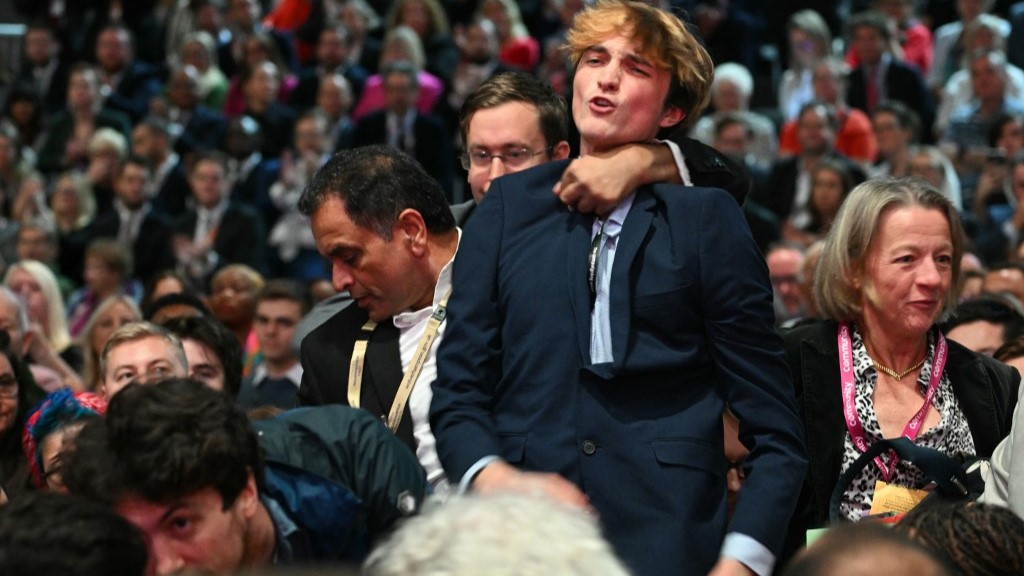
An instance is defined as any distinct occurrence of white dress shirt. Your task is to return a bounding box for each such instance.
[391,229,460,496]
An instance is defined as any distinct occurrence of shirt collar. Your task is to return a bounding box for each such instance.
[33,58,57,78]
[252,362,303,388]
[197,196,229,221]
[393,228,461,329]
[155,152,179,180]
[115,199,149,222]
[387,111,416,131]
[593,192,636,237]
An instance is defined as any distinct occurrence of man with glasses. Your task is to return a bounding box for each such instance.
[298,67,752,495]
[430,2,805,575]
[456,71,748,222]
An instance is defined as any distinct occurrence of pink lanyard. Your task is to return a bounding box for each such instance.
[837,322,947,481]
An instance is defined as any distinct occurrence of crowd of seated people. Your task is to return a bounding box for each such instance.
[6,1,1024,575]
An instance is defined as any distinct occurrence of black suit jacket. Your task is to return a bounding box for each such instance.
[173,203,266,276]
[16,58,70,117]
[152,160,192,219]
[754,153,868,223]
[102,61,163,123]
[357,37,383,76]
[847,60,934,141]
[231,156,281,228]
[296,201,475,452]
[87,209,176,284]
[780,320,1019,563]
[675,134,750,205]
[247,102,298,160]
[298,304,416,449]
[353,110,455,199]
[174,105,226,157]
[36,109,132,175]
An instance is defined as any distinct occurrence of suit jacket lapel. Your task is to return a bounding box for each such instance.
[609,191,655,370]
[566,211,596,367]
[365,321,403,417]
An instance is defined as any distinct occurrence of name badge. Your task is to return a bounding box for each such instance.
[869,480,929,516]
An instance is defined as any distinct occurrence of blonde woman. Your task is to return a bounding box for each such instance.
[77,295,141,391]
[4,260,83,391]
[386,0,458,84]
[352,26,444,120]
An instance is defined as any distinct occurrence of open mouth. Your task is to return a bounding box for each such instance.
[589,97,615,112]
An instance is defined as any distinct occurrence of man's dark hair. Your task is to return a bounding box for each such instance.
[161,315,243,398]
[120,154,151,176]
[847,10,892,43]
[459,71,568,151]
[144,290,211,320]
[714,112,753,140]
[875,101,921,143]
[938,296,1024,343]
[797,100,839,131]
[24,20,56,39]
[0,491,148,576]
[189,149,230,175]
[137,115,170,139]
[298,144,455,239]
[98,23,136,55]
[988,113,1023,148]
[897,502,1024,576]
[783,522,953,576]
[63,378,263,509]
[257,279,313,315]
[140,270,200,315]
[86,238,133,280]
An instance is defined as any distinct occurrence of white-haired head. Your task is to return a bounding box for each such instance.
[363,493,631,576]
[711,62,753,112]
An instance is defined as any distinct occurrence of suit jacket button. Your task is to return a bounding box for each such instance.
[581,440,597,455]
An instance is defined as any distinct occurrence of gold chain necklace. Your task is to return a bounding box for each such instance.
[872,358,926,380]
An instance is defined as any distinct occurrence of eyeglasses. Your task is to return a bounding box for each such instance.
[0,375,18,400]
[460,146,553,170]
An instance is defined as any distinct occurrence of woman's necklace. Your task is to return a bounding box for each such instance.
[872,357,926,381]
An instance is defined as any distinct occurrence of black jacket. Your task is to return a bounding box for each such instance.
[779,320,1019,565]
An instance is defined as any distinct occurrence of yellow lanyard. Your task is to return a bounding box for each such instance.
[347,288,451,433]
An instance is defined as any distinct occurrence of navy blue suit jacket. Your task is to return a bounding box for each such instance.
[430,160,807,575]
